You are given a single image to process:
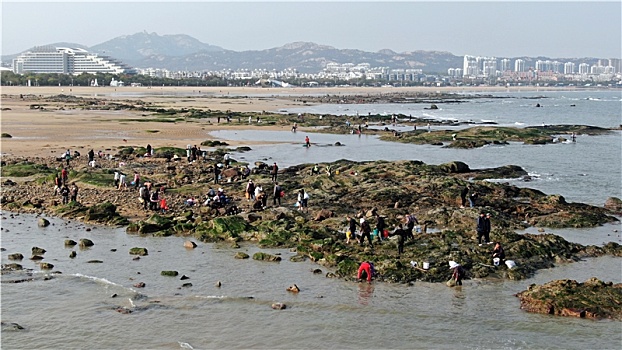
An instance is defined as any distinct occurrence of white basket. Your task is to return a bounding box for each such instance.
[505,260,516,269]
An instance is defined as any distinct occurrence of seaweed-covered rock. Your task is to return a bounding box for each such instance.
[161,270,179,277]
[38,218,50,227]
[84,202,128,225]
[64,239,77,246]
[234,252,249,259]
[252,252,281,262]
[129,247,148,256]
[516,278,622,320]
[8,253,23,260]
[439,161,470,173]
[79,239,94,247]
[604,197,622,214]
[31,247,46,255]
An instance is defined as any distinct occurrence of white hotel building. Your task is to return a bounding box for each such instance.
[12,46,135,75]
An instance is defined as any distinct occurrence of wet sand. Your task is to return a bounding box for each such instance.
[0,85,585,158]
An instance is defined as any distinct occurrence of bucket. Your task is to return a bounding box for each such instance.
[410,261,417,268]
[505,260,516,269]
[493,257,500,266]
[415,226,421,233]
[422,262,430,270]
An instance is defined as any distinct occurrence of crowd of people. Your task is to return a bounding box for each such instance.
[52,142,508,289]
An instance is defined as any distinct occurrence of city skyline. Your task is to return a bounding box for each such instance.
[2,1,621,59]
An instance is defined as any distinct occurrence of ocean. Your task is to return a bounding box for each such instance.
[1,90,621,349]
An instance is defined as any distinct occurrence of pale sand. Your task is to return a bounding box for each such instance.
[0,85,582,158]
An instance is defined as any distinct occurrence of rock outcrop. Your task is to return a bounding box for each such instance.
[516,278,622,320]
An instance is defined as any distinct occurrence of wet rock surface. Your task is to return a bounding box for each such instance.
[516,278,622,320]
[1,155,619,284]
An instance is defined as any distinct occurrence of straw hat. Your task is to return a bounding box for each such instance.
[448,261,460,269]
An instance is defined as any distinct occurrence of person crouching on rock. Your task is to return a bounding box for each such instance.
[357,261,375,283]
[492,242,505,262]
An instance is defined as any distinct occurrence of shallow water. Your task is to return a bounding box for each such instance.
[1,213,621,349]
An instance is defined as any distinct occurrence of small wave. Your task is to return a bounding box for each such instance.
[514,122,526,126]
[480,119,496,123]
[73,273,124,287]
[178,342,195,349]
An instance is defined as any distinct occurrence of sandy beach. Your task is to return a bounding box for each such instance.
[0,85,590,158]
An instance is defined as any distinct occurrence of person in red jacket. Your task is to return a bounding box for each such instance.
[357,261,375,282]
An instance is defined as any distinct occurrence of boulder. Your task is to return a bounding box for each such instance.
[161,270,179,277]
[286,284,300,293]
[133,282,146,288]
[439,161,470,173]
[87,260,103,264]
[38,218,50,227]
[183,241,197,249]
[221,168,239,179]
[69,251,77,258]
[314,209,333,221]
[39,262,54,270]
[84,202,128,225]
[64,239,77,246]
[182,283,193,288]
[604,197,622,213]
[129,247,148,256]
[252,252,281,262]
[31,247,46,255]
[8,253,23,260]
[271,303,286,310]
[235,252,250,259]
[79,239,94,248]
[516,278,622,320]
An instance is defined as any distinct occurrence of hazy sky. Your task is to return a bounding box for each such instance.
[2,1,621,58]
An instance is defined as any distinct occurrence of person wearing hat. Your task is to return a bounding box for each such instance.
[448,261,465,286]
[391,224,408,257]
[359,217,373,248]
[492,242,505,261]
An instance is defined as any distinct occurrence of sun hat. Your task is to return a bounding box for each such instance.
[448,261,460,269]
[360,218,365,224]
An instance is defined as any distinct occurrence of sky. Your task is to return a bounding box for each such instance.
[2,1,621,59]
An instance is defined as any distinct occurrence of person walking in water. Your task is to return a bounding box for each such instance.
[305,135,311,148]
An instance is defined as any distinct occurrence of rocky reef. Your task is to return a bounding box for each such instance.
[516,278,622,320]
[1,156,620,284]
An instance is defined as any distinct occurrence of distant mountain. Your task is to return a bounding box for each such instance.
[2,32,605,74]
[130,41,463,73]
[89,31,223,61]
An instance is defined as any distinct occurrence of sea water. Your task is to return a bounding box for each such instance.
[2,90,621,349]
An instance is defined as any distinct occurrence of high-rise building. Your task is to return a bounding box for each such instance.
[514,59,525,72]
[564,62,575,74]
[12,46,135,75]
[500,59,511,72]
[578,63,590,74]
[608,59,621,73]
[463,55,478,77]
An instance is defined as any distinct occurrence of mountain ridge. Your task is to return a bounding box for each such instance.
[1,32,606,74]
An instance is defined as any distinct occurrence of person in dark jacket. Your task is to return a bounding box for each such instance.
[476,212,488,246]
[492,242,505,260]
[375,214,386,242]
[359,218,373,248]
[460,185,469,208]
[392,224,408,256]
